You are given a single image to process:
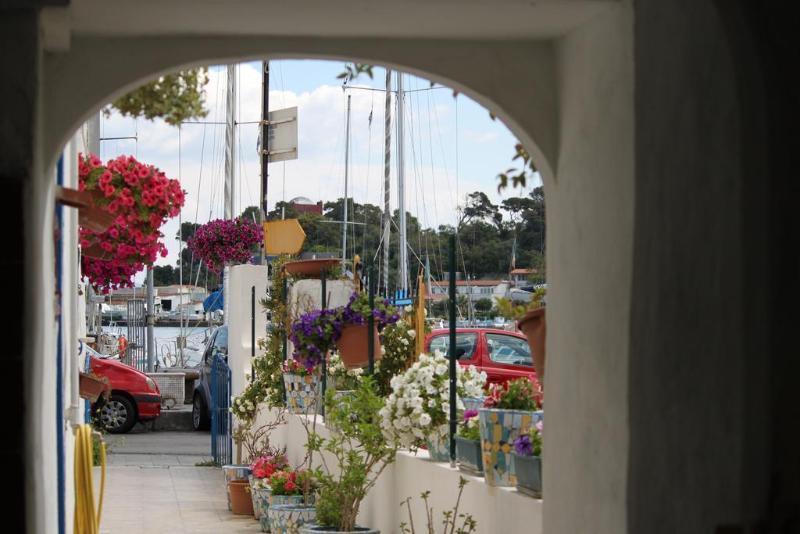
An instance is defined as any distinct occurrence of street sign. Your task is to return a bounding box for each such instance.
[263,219,305,255]
[266,107,298,163]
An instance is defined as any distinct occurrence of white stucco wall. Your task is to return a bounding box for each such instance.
[227,264,269,397]
[266,409,542,534]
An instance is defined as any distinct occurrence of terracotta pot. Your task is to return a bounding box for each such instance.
[517,307,546,384]
[283,258,340,277]
[79,372,109,402]
[336,323,381,369]
[229,479,255,515]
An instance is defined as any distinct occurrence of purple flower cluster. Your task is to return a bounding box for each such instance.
[341,291,401,327]
[513,434,534,456]
[289,308,343,370]
[187,217,262,273]
[463,409,479,421]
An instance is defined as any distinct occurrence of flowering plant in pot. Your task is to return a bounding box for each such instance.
[187,217,262,273]
[454,409,483,475]
[78,153,185,292]
[378,352,486,462]
[267,468,317,534]
[479,376,542,487]
[282,359,323,414]
[249,450,288,522]
[336,292,400,369]
[290,308,343,371]
[512,419,543,497]
[328,351,363,392]
[300,377,396,534]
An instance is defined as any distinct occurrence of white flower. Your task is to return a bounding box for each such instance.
[408,329,416,339]
[419,413,431,426]
[404,305,413,313]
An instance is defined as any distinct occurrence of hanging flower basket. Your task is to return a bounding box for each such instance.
[187,217,262,273]
[78,153,185,293]
[517,307,546,383]
[337,323,381,369]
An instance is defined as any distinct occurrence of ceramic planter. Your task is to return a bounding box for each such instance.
[79,372,109,402]
[283,258,340,277]
[222,465,252,511]
[300,526,380,534]
[283,372,322,414]
[249,478,270,521]
[455,436,483,475]
[462,397,485,412]
[513,453,542,497]
[517,307,546,383]
[478,408,535,487]
[267,504,316,534]
[336,324,382,369]
[229,479,255,515]
[425,433,451,462]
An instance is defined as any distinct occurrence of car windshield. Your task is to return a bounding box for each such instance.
[485,333,532,366]
[429,333,478,360]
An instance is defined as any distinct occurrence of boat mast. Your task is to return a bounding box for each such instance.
[382,69,392,294]
[222,63,237,334]
[342,95,352,272]
[397,72,408,293]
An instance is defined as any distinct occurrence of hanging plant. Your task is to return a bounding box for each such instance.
[186,218,262,273]
[78,153,185,292]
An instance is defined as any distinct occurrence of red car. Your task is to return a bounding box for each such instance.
[85,344,162,433]
[424,328,537,386]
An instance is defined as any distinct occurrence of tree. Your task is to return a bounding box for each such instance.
[107,69,209,126]
[152,265,177,286]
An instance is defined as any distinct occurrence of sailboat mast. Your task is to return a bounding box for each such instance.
[382,69,392,295]
[225,64,237,219]
[397,72,408,293]
[342,95,352,272]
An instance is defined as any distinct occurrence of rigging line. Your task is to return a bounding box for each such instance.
[207,66,224,220]
[362,91,375,259]
[390,217,426,273]
[405,79,426,261]
[429,89,459,225]
[426,89,445,282]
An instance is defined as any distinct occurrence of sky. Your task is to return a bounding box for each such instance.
[98,60,540,283]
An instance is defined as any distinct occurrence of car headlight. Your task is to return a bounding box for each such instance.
[145,377,158,392]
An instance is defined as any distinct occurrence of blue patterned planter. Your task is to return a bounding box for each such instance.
[250,485,271,528]
[268,504,316,534]
[283,372,322,414]
[455,436,483,475]
[222,464,252,511]
[425,433,451,462]
[513,453,542,497]
[300,526,379,533]
[462,397,485,412]
[478,408,535,487]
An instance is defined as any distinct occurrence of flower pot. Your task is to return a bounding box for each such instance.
[462,397,485,412]
[424,433,451,463]
[79,372,109,402]
[455,436,483,475]
[267,503,316,534]
[249,477,271,520]
[283,258,340,277]
[336,324,382,369]
[478,408,536,487]
[513,453,542,497]
[517,307,546,383]
[222,464,252,511]
[283,372,322,414]
[229,479,255,515]
[300,526,380,534]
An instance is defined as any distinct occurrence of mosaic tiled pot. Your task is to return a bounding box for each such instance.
[267,504,317,534]
[283,372,322,414]
[425,432,451,462]
[249,482,271,524]
[513,453,542,497]
[455,436,483,475]
[462,397,485,412]
[222,464,252,510]
[478,408,535,486]
[300,526,380,533]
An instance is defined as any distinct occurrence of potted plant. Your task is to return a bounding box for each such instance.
[300,377,396,534]
[497,288,546,382]
[379,352,486,462]
[398,477,477,534]
[327,351,363,394]
[512,419,543,497]
[222,464,252,512]
[282,359,323,415]
[266,468,317,534]
[249,451,288,524]
[336,292,400,369]
[187,217,262,273]
[454,409,483,475]
[478,376,543,487]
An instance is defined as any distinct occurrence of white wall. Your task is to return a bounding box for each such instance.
[227,264,268,397]
[268,409,542,534]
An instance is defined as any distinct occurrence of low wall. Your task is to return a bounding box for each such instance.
[260,408,542,534]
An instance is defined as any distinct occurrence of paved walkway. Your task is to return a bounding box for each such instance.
[100,431,261,533]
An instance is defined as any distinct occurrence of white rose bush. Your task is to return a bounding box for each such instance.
[379,351,487,447]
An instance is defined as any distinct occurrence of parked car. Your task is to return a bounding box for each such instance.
[85,343,161,434]
[424,328,537,386]
[191,326,228,431]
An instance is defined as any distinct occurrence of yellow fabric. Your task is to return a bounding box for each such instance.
[74,424,106,534]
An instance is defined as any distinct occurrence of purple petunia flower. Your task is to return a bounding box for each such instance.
[513,434,533,456]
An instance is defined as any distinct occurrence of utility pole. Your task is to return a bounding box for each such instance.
[86,114,101,335]
[146,268,155,371]
[382,69,392,294]
[342,95,352,272]
[397,72,408,292]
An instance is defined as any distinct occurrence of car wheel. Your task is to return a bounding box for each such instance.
[192,393,210,431]
[98,394,137,434]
